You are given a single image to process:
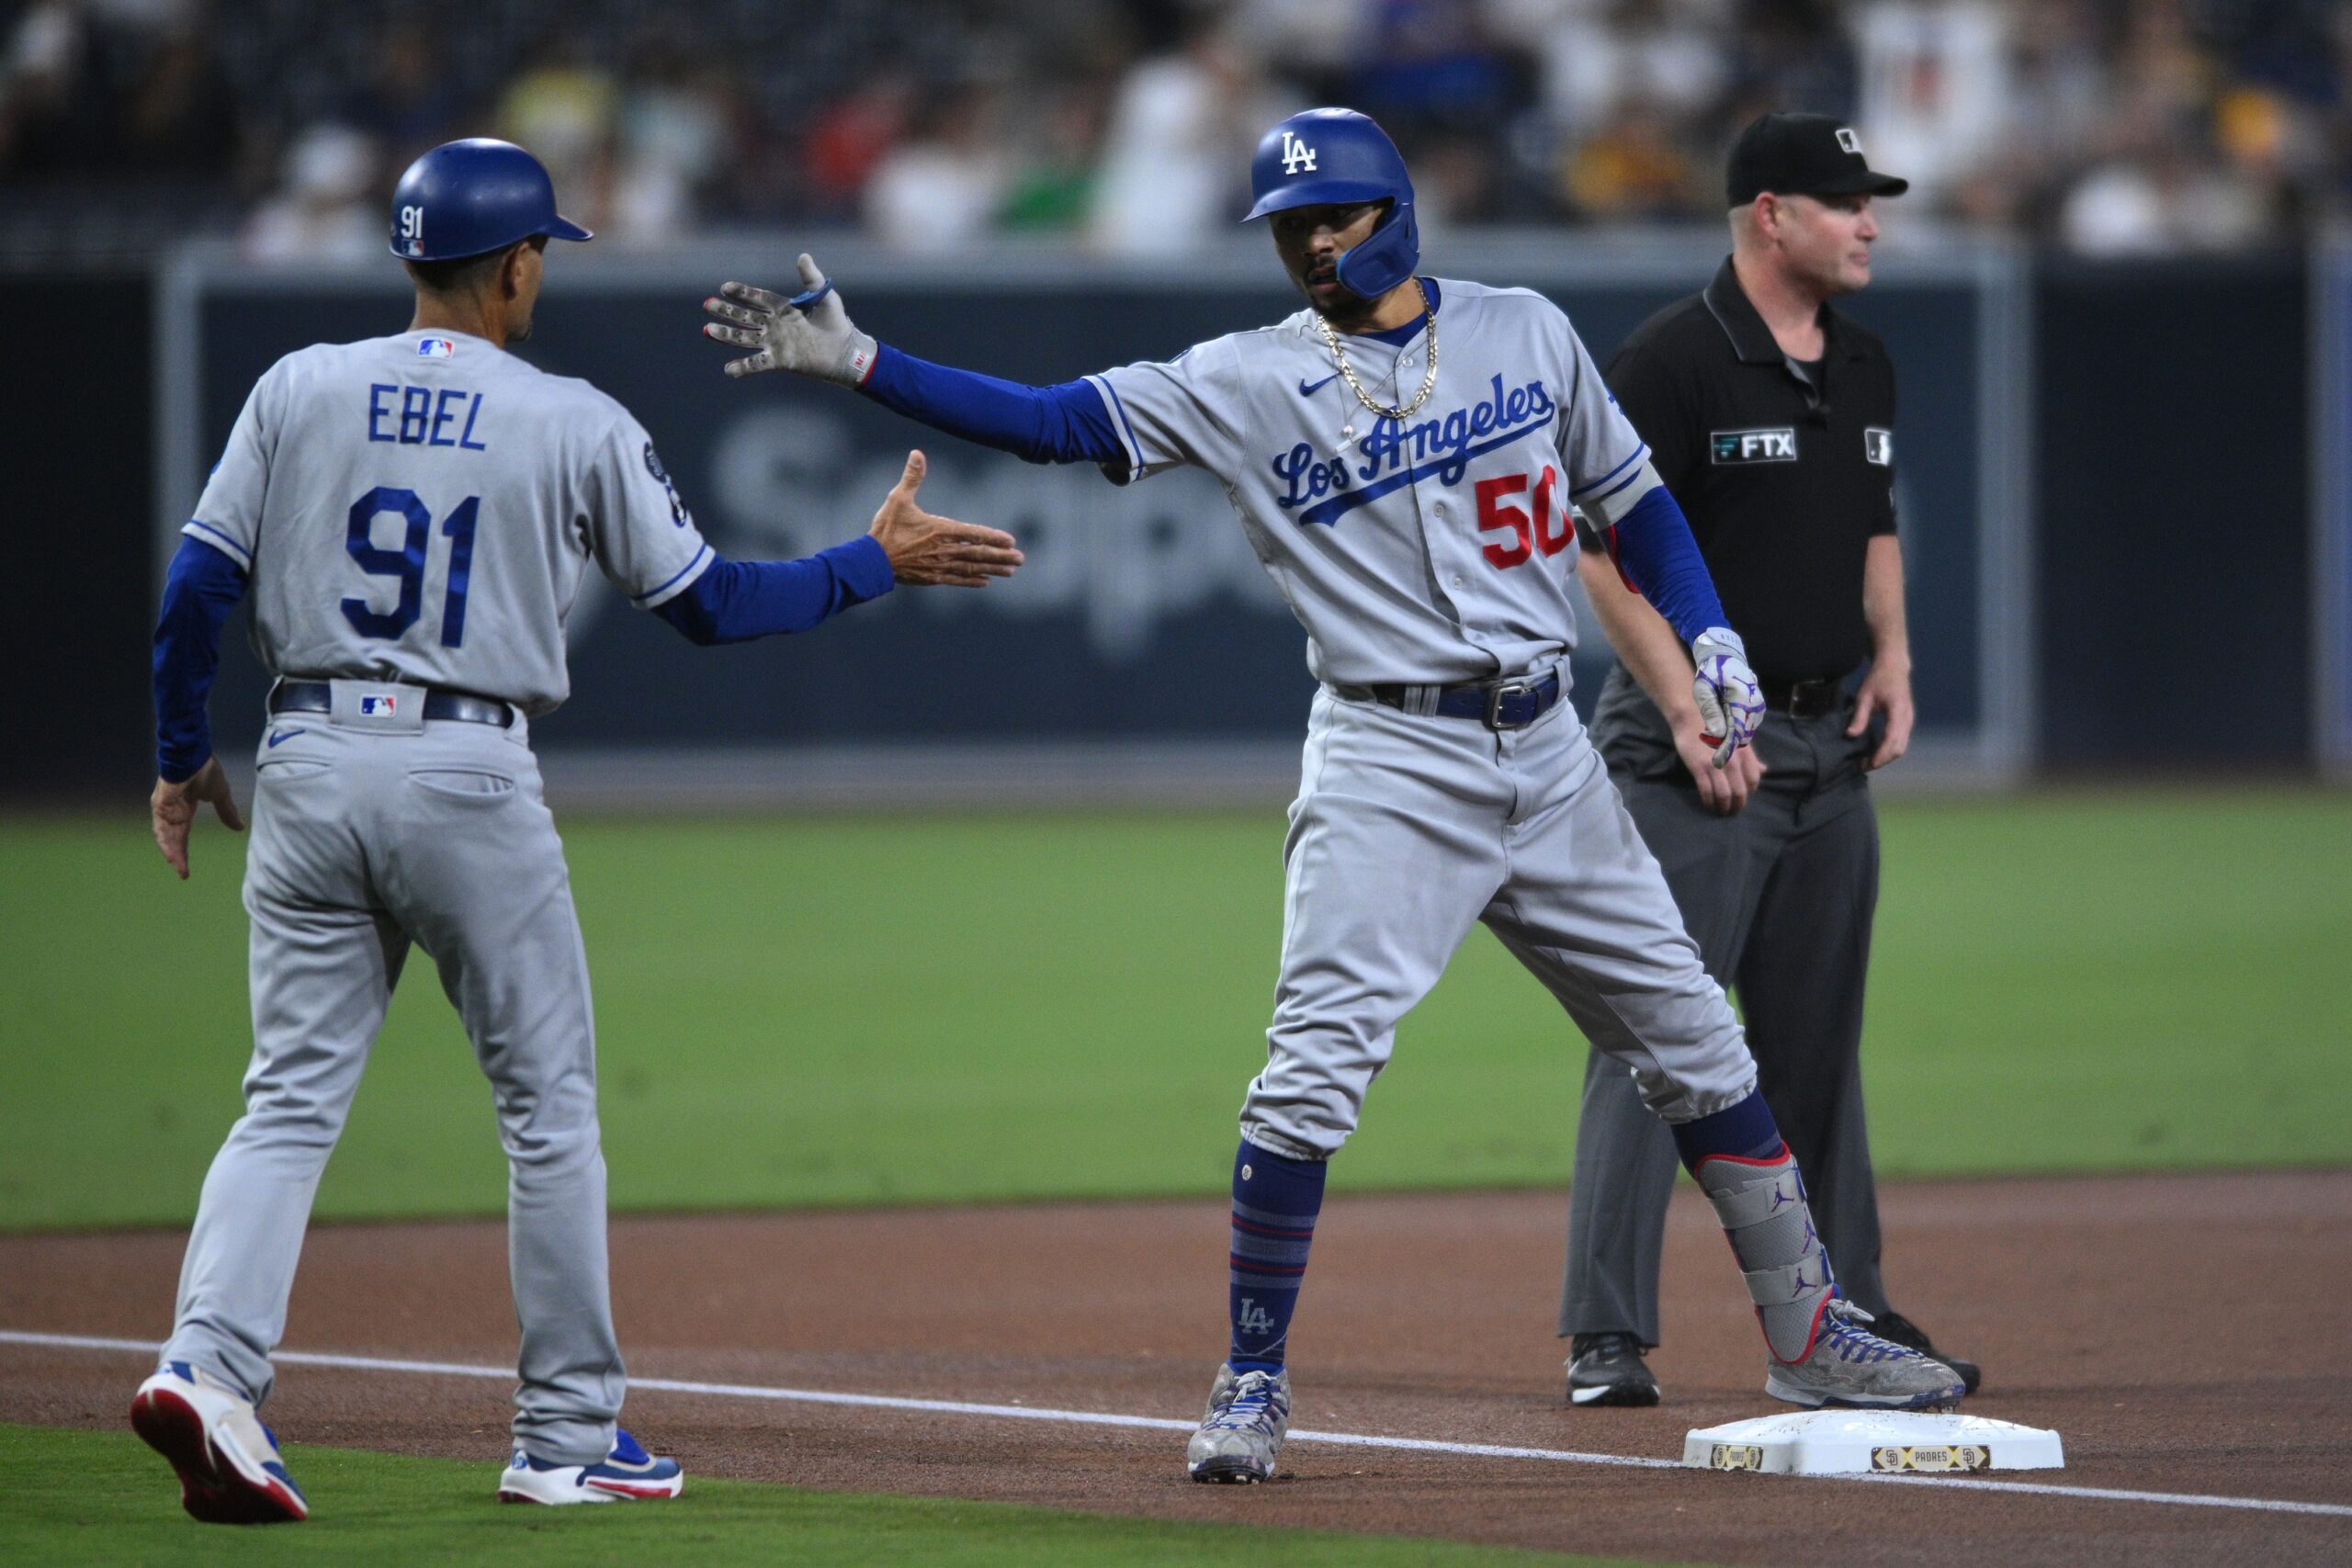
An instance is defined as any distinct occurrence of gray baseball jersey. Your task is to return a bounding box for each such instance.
[160,326,691,1465]
[1087,279,1655,686]
[186,328,712,715]
[1064,280,1756,1161]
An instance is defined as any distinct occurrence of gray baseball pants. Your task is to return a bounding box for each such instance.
[1561,665,1887,1345]
[161,688,623,1465]
[1238,682,1758,1163]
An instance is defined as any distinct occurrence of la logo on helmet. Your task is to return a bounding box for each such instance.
[1280,131,1317,175]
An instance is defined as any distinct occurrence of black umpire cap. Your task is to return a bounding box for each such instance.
[1726,112,1909,206]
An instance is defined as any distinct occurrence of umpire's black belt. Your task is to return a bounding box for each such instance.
[1335,669,1564,731]
[269,681,514,728]
[1758,676,1845,720]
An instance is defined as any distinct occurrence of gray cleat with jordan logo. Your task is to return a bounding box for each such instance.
[1186,1363,1292,1483]
[1765,1299,1967,1410]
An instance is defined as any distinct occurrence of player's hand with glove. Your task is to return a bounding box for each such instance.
[151,756,244,880]
[702,254,877,385]
[1690,626,1764,772]
[1671,712,1765,814]
[868,450,1023,588]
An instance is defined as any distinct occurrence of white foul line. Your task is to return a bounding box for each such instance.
[6,1328,2347,1520]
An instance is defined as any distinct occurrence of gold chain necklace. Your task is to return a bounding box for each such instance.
[1317,278,1438,425]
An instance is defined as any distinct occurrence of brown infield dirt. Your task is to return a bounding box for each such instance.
[4,1170,2349,1567]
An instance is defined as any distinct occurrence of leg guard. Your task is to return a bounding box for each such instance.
[1692,1144,1837,1364]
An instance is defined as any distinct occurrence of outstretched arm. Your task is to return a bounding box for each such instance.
[651,544,892,646]
[653,450,1022,646]
[701,255,1125,468]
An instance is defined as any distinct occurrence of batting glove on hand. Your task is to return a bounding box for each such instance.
[1690,626,1764,770]
[702,254,878,386]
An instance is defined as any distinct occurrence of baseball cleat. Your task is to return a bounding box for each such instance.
[1566,1332,1661,1407]
[1764,1299,1967,1411]
[130,1360,310,1524]
[497,1429,683,1504]
[1870,1309,1983,1395]
[1186,1363,1291,1483]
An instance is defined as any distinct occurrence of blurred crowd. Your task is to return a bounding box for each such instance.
[3,0,2347,262]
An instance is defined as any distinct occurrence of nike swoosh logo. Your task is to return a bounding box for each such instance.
[1298,372,1340,397]
[266,728,304,748]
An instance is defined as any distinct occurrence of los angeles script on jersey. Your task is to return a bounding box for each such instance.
[1272,373,1555,528]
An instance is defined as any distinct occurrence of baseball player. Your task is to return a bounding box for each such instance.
[702,107,1961,1486]
[135,138,1020,1524]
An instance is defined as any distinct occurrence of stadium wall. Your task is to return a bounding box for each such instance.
[0,243,2323,805]
[0,276,157,798]
[2037,252,2311,770]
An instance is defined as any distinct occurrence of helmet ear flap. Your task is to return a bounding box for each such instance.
[1333,199,1419,300]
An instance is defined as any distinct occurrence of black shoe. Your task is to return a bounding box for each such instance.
[1870,1310,1983,1395]
[1566,1332,1661,1407]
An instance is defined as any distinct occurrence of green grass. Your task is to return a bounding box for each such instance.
[1,789,2346,1231]
[0,1424,1644,1567]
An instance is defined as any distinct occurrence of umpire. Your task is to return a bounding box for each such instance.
[1559,113,1979,1406]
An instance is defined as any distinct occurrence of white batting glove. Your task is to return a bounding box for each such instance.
[1690,626,1764,770]
[702,254,878,386]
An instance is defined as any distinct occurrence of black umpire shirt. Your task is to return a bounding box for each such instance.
[1603,256,1897,682]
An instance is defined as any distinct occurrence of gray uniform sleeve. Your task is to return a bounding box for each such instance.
[581,407,715,609]
[1553,310,1655,527]
[1084,341,1242,484]
[182,361,285,570]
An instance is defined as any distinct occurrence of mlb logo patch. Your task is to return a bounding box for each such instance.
[1864,427,1893,465]
[359,694,398,716]
[418,337,456,359]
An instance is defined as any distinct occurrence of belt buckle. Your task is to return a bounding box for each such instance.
[1484,677,1538,731]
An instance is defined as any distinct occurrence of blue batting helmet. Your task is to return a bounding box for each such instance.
[388,138,593,263]
[1243,108,1419,301]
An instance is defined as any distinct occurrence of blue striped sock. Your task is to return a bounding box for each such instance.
[1227,1140,1325,1373]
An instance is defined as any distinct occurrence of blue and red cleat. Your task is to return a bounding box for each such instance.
[497,1428,684,1504]
[130,1360,310,1524]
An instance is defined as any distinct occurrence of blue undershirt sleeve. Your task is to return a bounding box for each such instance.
[859,344,1123,466]
[153,534,250,783]
[651,536,895,646]
[1607,484,1730,648]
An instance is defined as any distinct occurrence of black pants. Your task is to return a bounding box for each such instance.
[1561,664,1889,1344]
